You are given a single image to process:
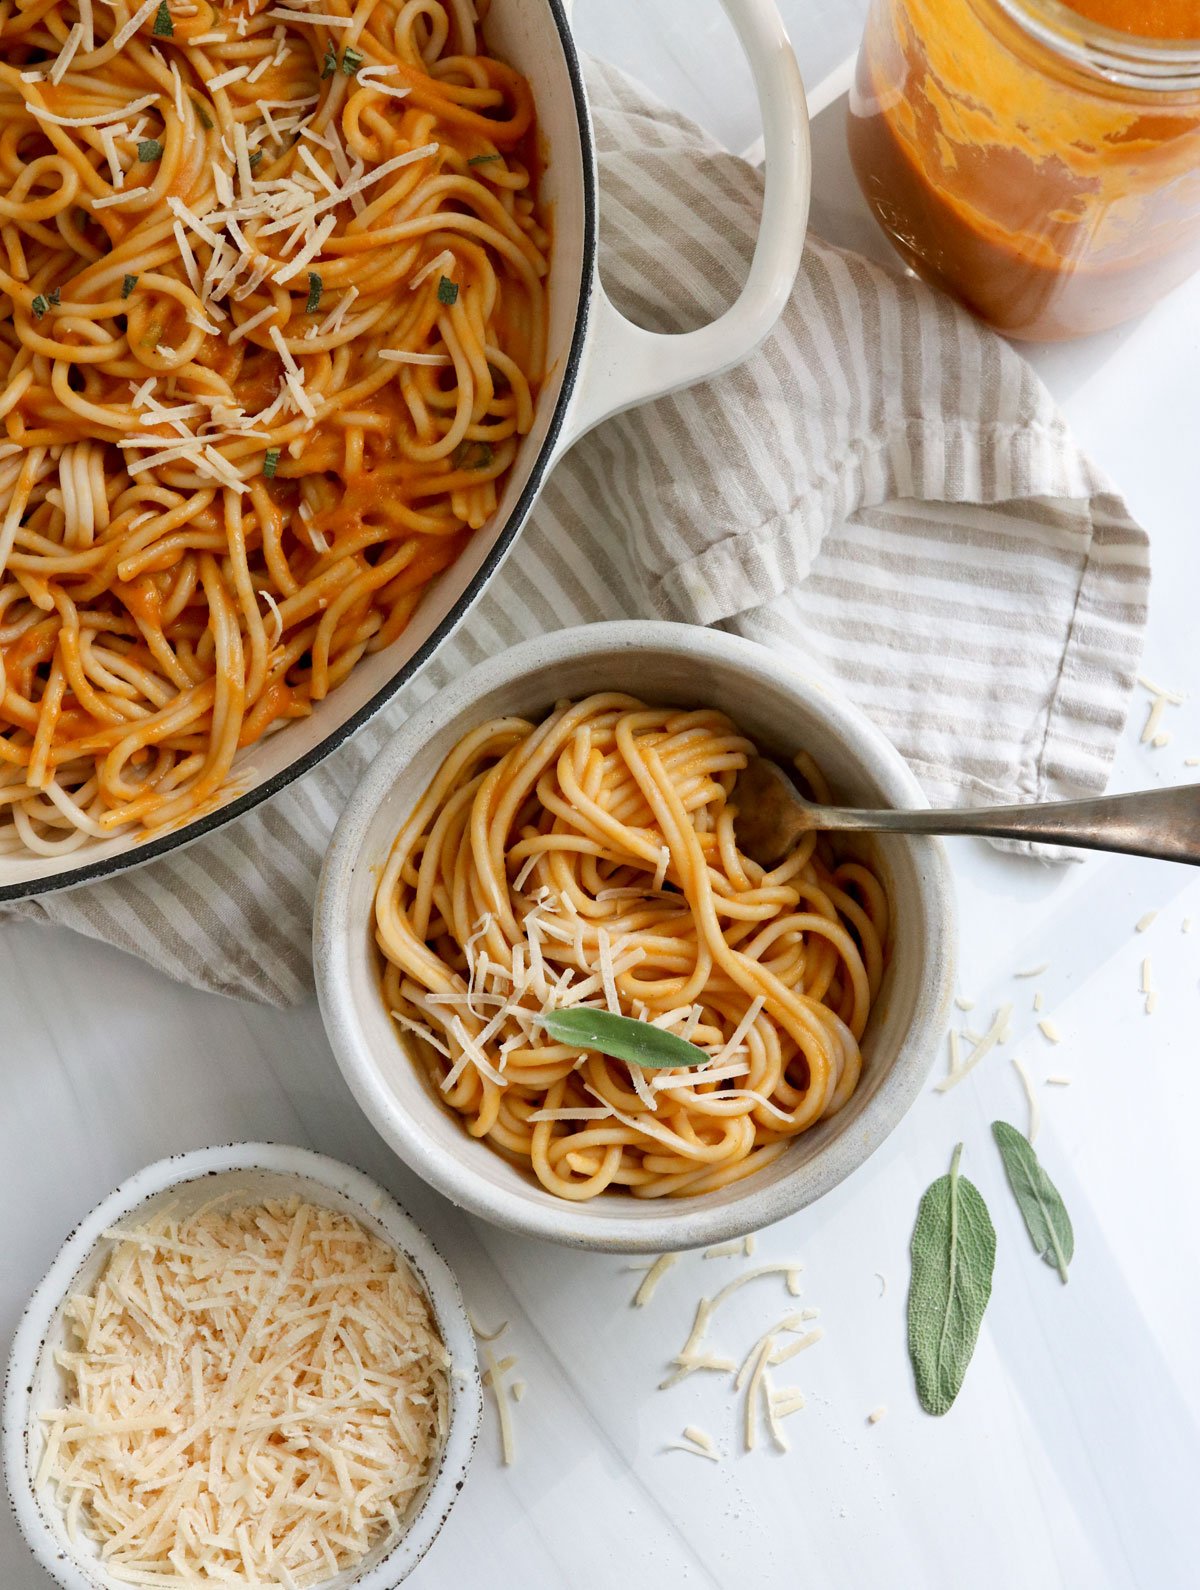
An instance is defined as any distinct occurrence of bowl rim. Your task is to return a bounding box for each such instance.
[314,620,957,1253]
[2,1141,482,1590]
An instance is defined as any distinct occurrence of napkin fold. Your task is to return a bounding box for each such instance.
[3,58,1150,1005]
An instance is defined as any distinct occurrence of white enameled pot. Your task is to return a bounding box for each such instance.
[2,0,810,902]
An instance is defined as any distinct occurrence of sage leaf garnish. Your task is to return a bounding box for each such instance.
[538,1009,710,1071]
[908,1143,996,1416]
[991,1121,1074,1284]
[152,0,173,35]
[436,274,458,306]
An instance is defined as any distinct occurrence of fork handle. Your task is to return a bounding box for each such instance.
[817,783,1200,865]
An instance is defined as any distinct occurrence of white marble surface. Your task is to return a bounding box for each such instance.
[4,4,1200,1587]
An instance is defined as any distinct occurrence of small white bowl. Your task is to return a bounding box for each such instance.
[3,1143,481,1590]
[315,621,957,1253]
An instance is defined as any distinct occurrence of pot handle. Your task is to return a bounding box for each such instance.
[556,0,810,453]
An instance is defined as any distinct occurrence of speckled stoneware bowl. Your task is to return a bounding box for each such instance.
[3,1142,481,1590]
[314,621,957,1254]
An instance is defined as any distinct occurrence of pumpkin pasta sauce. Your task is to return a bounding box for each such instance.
[849,0,1200,338]
[1061,0,1200,38]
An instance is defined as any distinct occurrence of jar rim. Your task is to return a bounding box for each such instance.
[992,0,1200,90]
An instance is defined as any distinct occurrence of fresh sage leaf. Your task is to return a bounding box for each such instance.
[908,1143,996,1417]
[538,1008,710,1071]
[991,1121,1074,1284]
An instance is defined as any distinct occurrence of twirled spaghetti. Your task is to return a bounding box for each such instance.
[374,695,889,1202]
[0,0,545,855]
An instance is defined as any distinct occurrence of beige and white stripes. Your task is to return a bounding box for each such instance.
[1,58,1149,1004]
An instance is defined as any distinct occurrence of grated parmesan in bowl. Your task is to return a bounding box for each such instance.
[3,1144,481,1590]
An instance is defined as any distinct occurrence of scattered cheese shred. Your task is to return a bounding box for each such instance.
[633,1253,678,1308]
[1183,918,1194,934]
[49,20,83,81]
[1138,674,1185,746]
[1136,911,1159,933]
[467,1309,508,1342]
[767,1327,823,1366]
[1141,956,1154,995]
[1012,1056,1040,1143]
[936,1004,1012,1093]
[1038,1018,1062,1044]
[1014,964,1049,979]
[482,1346,516,1467]
[868,1405,888,1425]
[955,995,975,1012]
[38,1198,450,1586]
[704,1235,755,1260]
[1046,1075,1073,1086]
[664,1427,720,1462]
[1033,991,1044,1013]
[743,1336,775,1452]
[662,1265,802,1388]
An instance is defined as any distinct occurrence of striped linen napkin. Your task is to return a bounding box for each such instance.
[3,58,1150,1005]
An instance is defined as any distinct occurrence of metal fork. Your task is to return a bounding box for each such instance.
[733,756,1200,868]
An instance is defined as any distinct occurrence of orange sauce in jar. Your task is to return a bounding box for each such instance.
[848,0,1200,339]
[1063,1,1200,37]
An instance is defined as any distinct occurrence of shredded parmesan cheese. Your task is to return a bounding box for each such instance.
[1038,1018,1062,1044]
[662,1265,803,1388]
[664,1427,720,1462]
[936,1004,1012,1093]
[703,1235,755,1260]
[38,1198,450,1586]
[1136,911,1159,933]
[1012,1056,1040,1142]
[633,1253,678,1308]
[467,1309,508,1342]
[482,1346,516,1467]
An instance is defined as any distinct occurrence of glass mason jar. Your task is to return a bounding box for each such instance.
[847,0,1200,340]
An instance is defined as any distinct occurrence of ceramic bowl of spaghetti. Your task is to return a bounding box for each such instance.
[314,621,956,1253]
[0,0,809,903]
[4,1142,480,1589]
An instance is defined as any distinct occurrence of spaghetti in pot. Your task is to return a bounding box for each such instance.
[0,0,546,856]
[374,694,889,1202]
